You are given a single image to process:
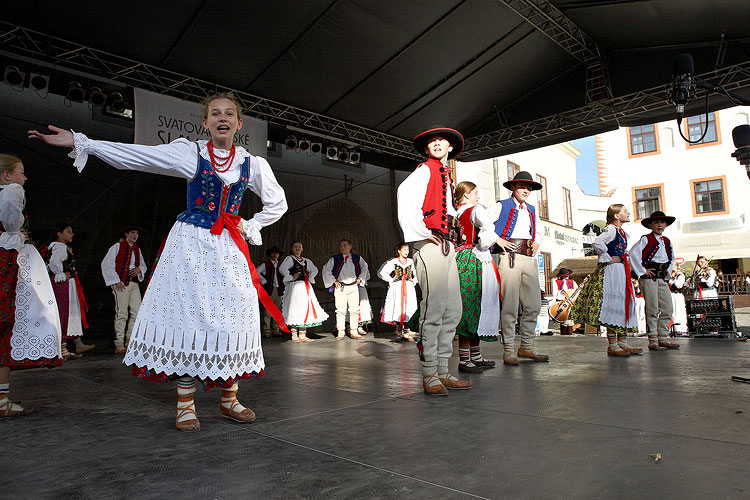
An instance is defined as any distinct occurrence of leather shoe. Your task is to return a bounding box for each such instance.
[517,348,549,362]
[472,359,496,368]
[607,347,630,357]
[648,344,661,351]
[458,362,482,373]
[439,376,472,390]
[620,345,643,355]
[423,374,448,395]
[658,340,680,349]
[503,355,519,365]
[350,332,364,339]
[114,347,126,354]
[220,404,256,423]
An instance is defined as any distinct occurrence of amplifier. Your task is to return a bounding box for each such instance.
[685,297,737,338]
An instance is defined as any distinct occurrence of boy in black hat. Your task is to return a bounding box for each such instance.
[101,225,148,353]
[397,127,471,395]
[553,268,578,335]
[490,171,547,364]
[629,211,679,350]
[258,245,285,338]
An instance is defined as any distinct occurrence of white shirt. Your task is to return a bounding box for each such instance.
[397,163,457,243]
[322,253,369,288]
[258,260,281,287]
[629,233,673,278]
[70,134,287,245]
[279,255,319,284]
[0,184,26,252]
[100,242,148,286]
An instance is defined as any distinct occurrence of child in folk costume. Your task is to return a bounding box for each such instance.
[101,225,148,354]
[693,256,718,299]
[454,181,499,372]
[279,241,328,342]
[379,243,418,341]
[356,273,373,336]
[629,210,679,350]
[397,126,470,395]
[553,268,577,335]
[30,93,288,432]
[571,204,641,357]
[322,239,369,340]
[633,279,647,335]
[0,155,63,418]
[490,171,547,365]
[46,223,92,358]
[669,258,688,335]
[258,245,285,338]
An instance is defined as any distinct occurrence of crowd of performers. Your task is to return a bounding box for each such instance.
[0,96,730,424]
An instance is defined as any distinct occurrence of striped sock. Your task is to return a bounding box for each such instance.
[176,377,197,423]
[607,331,621,351]
[459,348,470,364]
[617,333,629,349]
[648,335,658,347]
[470,346,483,363]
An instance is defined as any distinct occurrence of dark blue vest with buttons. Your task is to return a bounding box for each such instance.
[175,143,250,229]
[605,227,627,257]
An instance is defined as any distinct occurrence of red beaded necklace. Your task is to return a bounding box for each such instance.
[207,140,236,173]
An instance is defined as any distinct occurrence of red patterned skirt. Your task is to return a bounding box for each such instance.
[131,366,264,391]
[0,248,63,369]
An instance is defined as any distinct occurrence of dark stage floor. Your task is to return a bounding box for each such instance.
[4,333,750,500]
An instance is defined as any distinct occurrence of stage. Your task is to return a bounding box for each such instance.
[4,314,750,499]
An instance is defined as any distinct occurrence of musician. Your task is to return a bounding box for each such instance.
[693,256,718,299]
[553,268,578,335]
[629,211,678,350]
[669,258,688,335]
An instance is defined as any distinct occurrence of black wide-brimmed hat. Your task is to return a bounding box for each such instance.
[266,245,285,257]
[413,127,464,159]
[640,210,675,228]
[119,225,145,237]
[503,171,543,191]
[556,267,573,277]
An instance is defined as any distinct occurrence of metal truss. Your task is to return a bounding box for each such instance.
[464,59,750,158]
[0,22,420,160]
[499,0,612,102]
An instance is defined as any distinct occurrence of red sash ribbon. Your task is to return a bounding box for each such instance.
[210,213,289,332]
[303,273,318,324]
[73,271,89,329]
[622,253,634,324]
[490,257,503,301]
[399,274,408,325]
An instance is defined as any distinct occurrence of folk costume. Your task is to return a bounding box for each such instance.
[490,171,547,364]
[634,279,647,335]
[46,240,89,357]
[694,264,718,299]
[279,254,328,342]
[258,245,285,337]
[397,126,470,395]
[629,211,678,350]
[101,228,148,352]
[357,273,373,335]
[669,263,688,334]
[570,223,640,356]
[553,268,578,335]
[322,252,369,339]
[0,183,63,417]
[378,256,418,339]
[68,133,287,429]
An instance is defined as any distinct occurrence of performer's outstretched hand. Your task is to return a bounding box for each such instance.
[28,125,74,148]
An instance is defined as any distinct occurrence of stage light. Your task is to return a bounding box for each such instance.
[4,66,24,89]
[29,73,48,92]
[337,150,349,162]
[326,145,338,160]
[285,135,298,149]
[310,142,322,154]
[349,151,361,164]
[66,82,86,102]
[730,124,750,179]
[88,87,107,106]
[298,138,310,151]
[108,92,127,113]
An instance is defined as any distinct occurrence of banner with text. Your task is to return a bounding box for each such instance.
[134,88,267,157]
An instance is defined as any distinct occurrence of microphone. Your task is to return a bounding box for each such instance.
[670,53,695,123]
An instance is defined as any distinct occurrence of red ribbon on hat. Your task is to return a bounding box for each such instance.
[210,213,289,332]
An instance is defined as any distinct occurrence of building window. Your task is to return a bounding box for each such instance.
[628,124,659,156]
[633,184,664,220]
[492,158,502,201]
[692,177,728,215]
[536,175,548,220]
[507,161,520,180]
[685,112,719,146]
[562,187,572,227]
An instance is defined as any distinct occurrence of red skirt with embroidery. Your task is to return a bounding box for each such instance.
[131,365,264,391]
[0,248,63,369]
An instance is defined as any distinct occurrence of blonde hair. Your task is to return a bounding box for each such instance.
[0,154,22,175]
[455,181,477,206]
[201,92,243,119]
[606,203,625,224]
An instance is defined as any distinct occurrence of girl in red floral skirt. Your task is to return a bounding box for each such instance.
[0,154,63,418]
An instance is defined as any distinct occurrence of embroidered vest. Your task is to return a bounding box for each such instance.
[641,233,673,266]
[493,198,537,249]
[43,242,76,276]
[419,158,455,237]
[175,143,250,229]
[457,206,478,249]
[115,241,141,286]
[392,264,414,280]
[331,253,361,279]
[555,278,575,291]
[263,260,285,294]
[288,258,308,282]
[605,227,627,258]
